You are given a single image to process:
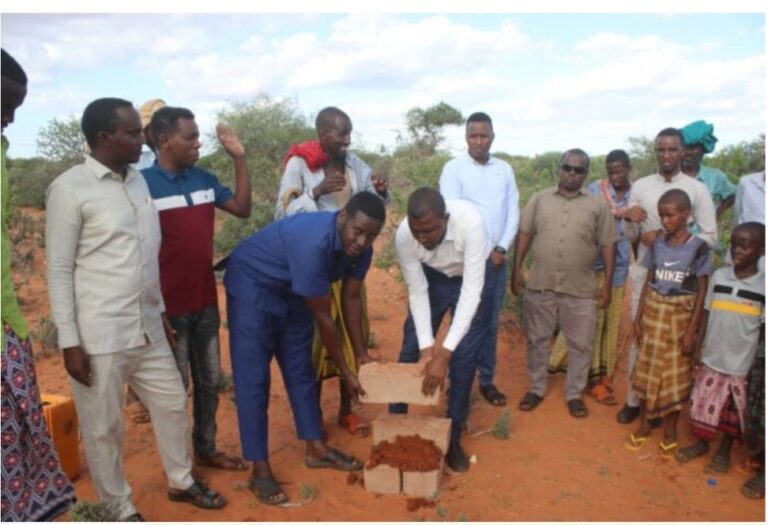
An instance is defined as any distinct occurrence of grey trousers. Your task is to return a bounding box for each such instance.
[523,289,597,401]
[70,338,194,520]
[625,262,648,408]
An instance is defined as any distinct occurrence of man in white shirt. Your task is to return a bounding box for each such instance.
[389,188,495,472]
[439,111,519,407]
[617,127,718,425]
[46,98,227,521]
[734,171,765,226]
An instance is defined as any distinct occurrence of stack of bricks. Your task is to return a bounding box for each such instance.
[358,362,451,497]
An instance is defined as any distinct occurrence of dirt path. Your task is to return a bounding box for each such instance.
[15,208,764,522]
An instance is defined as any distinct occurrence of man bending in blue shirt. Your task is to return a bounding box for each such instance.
[223,191,384,506]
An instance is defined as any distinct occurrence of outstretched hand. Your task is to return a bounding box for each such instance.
[216,123,246,159]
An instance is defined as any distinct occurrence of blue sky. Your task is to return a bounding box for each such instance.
[1,10,765,162]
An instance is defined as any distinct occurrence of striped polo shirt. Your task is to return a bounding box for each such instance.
[701,266,765,375]
[142,163,233,317]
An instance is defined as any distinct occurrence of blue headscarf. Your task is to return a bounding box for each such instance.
[680,120,718,153]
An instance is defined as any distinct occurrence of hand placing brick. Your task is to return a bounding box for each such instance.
[358,362,440,405]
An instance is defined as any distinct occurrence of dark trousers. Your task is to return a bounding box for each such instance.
[478,260,507,386]
[227,292,322,461]
[390,260,497,444]
[169,305,222,458]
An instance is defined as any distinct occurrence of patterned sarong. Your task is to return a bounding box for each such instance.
[689,365,747,440]
[1,324,75,521]
[548,272,624,381]
[311,280,370,380]
[631,290,695,418]
[745,340,765,452]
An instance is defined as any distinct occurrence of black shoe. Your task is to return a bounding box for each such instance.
[124,513,145,522]
[616,404,640,424]
[446,442,469,473]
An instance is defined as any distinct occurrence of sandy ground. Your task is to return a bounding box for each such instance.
[12,207,765,522]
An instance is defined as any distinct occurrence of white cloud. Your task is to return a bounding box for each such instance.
[1,13,763,159]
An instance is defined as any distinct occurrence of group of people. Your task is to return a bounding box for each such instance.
[1,44,765,522]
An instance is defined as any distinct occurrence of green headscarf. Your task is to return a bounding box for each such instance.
[680,120,718,153]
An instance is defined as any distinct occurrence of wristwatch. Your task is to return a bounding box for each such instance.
[493,246,507,255]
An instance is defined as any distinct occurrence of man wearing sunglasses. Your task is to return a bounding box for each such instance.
[512,149,618,419]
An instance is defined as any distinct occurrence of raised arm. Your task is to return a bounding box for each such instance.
[216,124,251,218]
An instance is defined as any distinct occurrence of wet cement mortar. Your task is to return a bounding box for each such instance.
[367,434,442,472]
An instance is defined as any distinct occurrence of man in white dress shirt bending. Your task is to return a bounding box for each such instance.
[389,188,495,473]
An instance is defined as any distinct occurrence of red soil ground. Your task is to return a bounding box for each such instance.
[11,207,765,522]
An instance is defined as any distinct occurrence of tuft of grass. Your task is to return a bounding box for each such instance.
[299,484,317,500]
[435,505,449,517]
[456,512,469,521]
[69,500,121,522]
[491,409,512,440]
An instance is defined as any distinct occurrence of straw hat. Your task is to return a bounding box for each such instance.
[138,99,167,129]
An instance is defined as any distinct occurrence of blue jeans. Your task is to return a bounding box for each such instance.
[478,260,507,387]
[169,305,222,458]
[390,260,496,444]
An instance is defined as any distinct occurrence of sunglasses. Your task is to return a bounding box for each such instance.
[560,163,586,175]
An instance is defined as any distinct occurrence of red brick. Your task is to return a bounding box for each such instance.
[363,463,401,495]
[402,458,444,498]
[372,413,451,453]
[358,362,439,406]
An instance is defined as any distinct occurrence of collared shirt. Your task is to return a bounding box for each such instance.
[1,136,28,343]
[275,152,389,219]
[46,156,166,355]
[519,186,618,298]
[223,211,372,317]
[142,162,234,316]
[438,153,520,250]
[695,165,736,207]
[734,171,765,225]
[702,266,764,375]
[587,180,631,287]
[623,172,718,263]
[395,200,491,352]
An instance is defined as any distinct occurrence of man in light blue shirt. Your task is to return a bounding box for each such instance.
[439,112,519,407]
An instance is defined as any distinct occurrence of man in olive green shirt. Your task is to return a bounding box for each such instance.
[512,148,617,418]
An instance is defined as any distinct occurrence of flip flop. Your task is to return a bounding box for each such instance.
[479,384,507,407]
[703,453,731,475]
[195,451,248,471]
[305,447,363,471]
[248,477,289,506]
[566,399,588,418]
[741,472,765,500]
[338,413,370,438]
[588,383,617,405]
[658,440,678,457]
[624,433,650,452]
[167,480,227,510]
[675,441,710,464]
[518,392,543,412]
